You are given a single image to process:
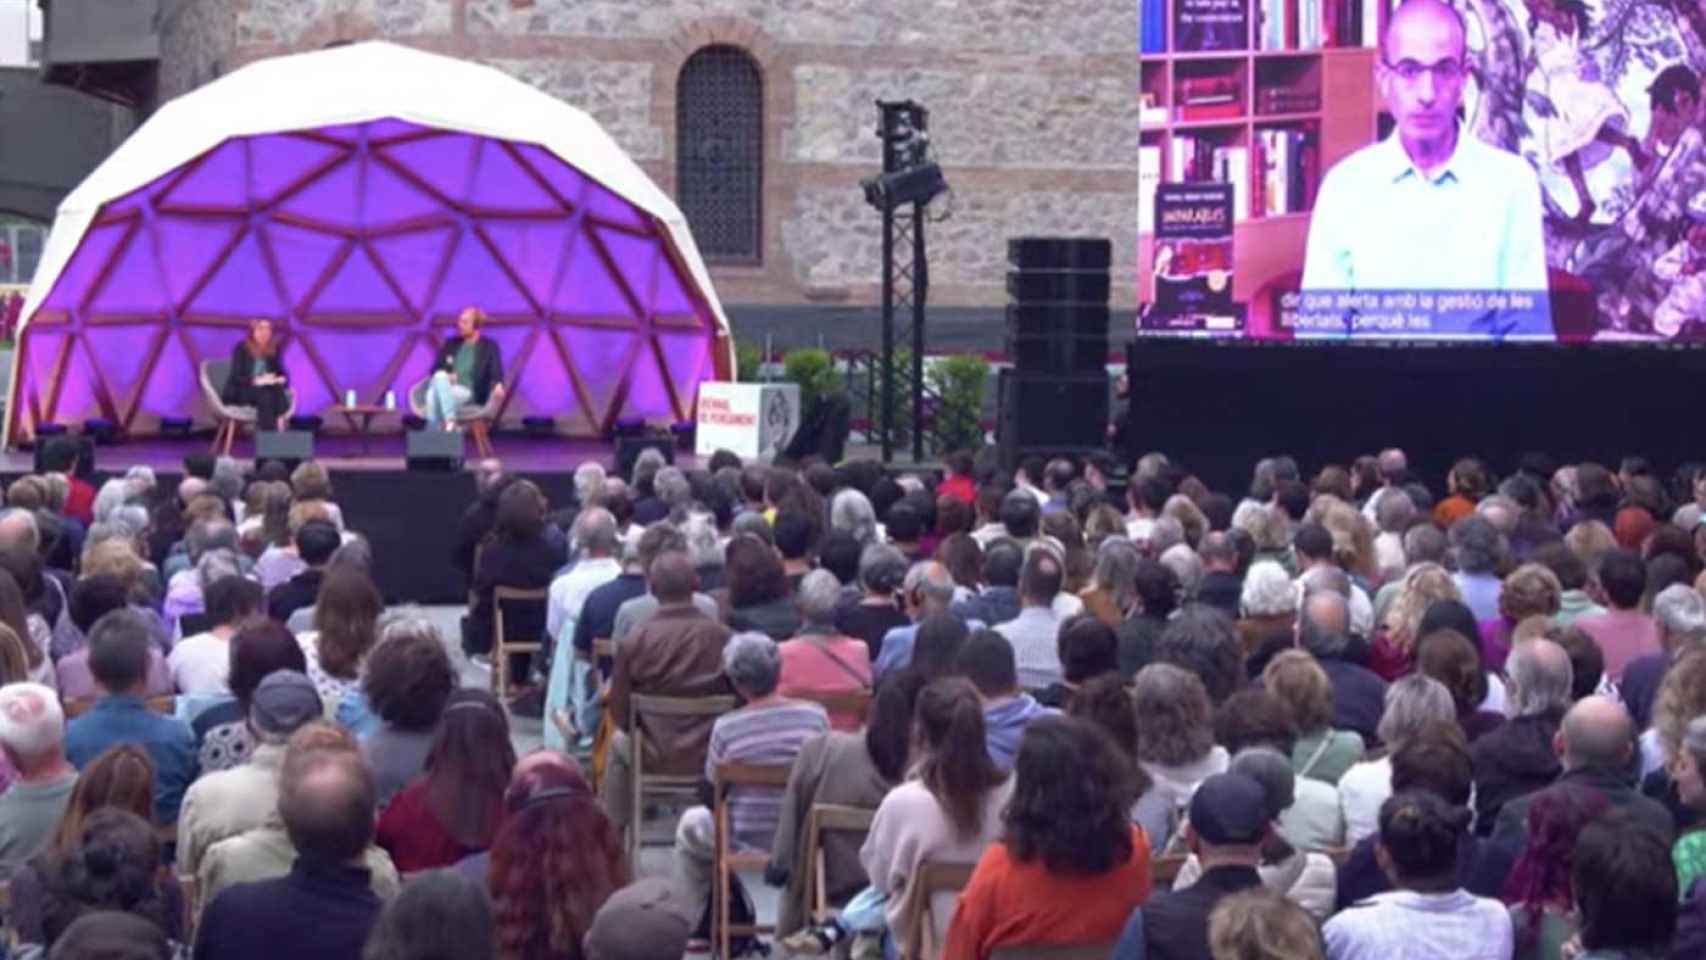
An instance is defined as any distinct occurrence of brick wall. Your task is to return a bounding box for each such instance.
[157,0,1137,311]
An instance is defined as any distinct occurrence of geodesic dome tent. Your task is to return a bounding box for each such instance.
[6,41,733,446]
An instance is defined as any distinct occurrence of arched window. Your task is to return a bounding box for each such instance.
[676,45,763,263]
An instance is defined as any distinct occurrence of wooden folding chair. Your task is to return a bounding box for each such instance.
[791,688,873,728]
[62,698,93,718]
[492,586,548,702]
[903,860,976,960]
[989,943,1117,960]
[1151,853,1188,888]
[146,695,176,715]
[628,693,736,861]
[713,761,794,960]
[805,803,877,923]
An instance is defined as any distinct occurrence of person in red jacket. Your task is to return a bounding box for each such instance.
[938,450,977,507]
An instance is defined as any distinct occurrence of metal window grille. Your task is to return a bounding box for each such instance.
[676,45,763,262]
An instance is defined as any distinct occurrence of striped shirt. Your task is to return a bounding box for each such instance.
[706,700,830,850]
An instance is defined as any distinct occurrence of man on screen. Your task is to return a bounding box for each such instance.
[1301,0,1550,309]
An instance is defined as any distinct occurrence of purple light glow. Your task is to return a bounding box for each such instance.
[12,118,719,441]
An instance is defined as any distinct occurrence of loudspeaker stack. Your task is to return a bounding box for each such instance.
[998,237,1111,464]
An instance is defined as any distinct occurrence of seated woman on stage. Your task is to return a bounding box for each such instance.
[428,306,505,432]
[222,318,289,431]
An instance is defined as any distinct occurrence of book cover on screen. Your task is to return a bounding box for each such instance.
[1145,183,1240,333]
[1174,0,1248,51]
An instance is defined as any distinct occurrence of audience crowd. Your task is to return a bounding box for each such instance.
[0,436,1705,960]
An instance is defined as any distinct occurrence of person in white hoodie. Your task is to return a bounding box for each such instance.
[1131,663,1229,853]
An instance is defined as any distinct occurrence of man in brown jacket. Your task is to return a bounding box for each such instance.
[600,549,733,835]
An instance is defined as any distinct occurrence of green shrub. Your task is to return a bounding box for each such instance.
[782,348,843,413]
[735,341,764,382]
[927,353,989,454]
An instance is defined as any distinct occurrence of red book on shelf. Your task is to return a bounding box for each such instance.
[1178,76,1241,100]
[1178,101,1246,120]
[1285,0,1300,47]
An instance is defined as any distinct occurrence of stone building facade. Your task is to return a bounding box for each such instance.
[157,0,1138,342]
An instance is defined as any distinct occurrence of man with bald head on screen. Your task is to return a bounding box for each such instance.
[1302,0,1551,326]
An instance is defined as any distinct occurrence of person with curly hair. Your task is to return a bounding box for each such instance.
[1132,663,1229,854]
[1262,650,1364,786]
[1502,786,1609,960]
[1154,606,1245,707]
[363,869,495,960]
[1370,563,1461,681]
[376,689,517,873]
[1416,629,1504,744]
[29,808,182,956]
[488,754,629,960]
[1480,564,1564,674]
[1338,675,1456,845]
[358,617,455,809]
[1206,889,1324,960]
[943,717,1151,960]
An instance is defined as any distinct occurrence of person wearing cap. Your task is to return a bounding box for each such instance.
[1114,772,1269,960]
[176,669,322,879]
[583,878,692,960]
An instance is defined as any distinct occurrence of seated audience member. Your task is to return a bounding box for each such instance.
[168,574,263,695]
[362,870,495,960]
[945,717,1151,960]
[176,670,322,879]
[610,527,721,646]
[1116,772,1273,959]
[835,544,911,663]
[1416,628,1504,743]
[194,724,387,960]
[64,609,197,824]
[1550,623,1605,701]
[7,744,160,946]
[957,629,1057,773]
[1207,890,1325,960]
[464,480,564,683]
[196,723,399,922]
[1263,650,1364,786]
[672,633,830,917]
[725,534,803,641]
[1335,721,1477,908]
[55,575,171,702]
[778,570,873,731]
[1037,614,1120,709]
[0,682,77,875]
[1194,533,1243,621]
[1156,605,1245,707]
[48,911,176,960]
[1472,639,1573,836]
[952,538,1024,629]
[1132,663,1230,853]
[1297,589,1387,745]
[996,549,1069,691]
[600,549,734,834]
[1324,792,1512,960]
[1339,675,1456,845]
[166,542,242,638]
[873,562,963,678]
[359,616,456,809]
[376,689,516,873]
[300,565,384,729]
[1574,549,1659,684]
[1170,750,1339,921]
[1619,583,1706,732]
[775,509,816,589]
[193,618,308,773]
[1372,563,1462,682]
[790,677,1012,956]
[1569,812,1678,959]
[583,878,694,960]
[265,518,341,624]
[769,674,923,942]
[908,611,972,682]
[1079,536,1138,629]
[289,460,346,531]
[24,809,184,956]
[1674,715,1706,894]
[1481,564,1563,674]
[541,507,623,748]
[1214,691,1344,853]
[1237,561,1298,680]
[1502,785,1608,960]
[488,752,629,960]
[1472,697,1675,896]
[1535,541,1605,627]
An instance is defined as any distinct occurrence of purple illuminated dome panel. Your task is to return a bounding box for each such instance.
[10,119,724,441]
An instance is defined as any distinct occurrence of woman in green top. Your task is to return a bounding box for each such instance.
[1671,713,1706,896]
[1262,649,1365,785]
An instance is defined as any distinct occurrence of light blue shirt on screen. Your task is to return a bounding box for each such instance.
[1301,127,1552,335]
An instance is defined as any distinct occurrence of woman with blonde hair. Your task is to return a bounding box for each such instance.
[1162,495,1208,550]
[1207,889,1324,960]
[1319,500,1376,584]
[1370,563,1461,681]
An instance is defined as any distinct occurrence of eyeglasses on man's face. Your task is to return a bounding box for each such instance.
[1382,57,1468,85]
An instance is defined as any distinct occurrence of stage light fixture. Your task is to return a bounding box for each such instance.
[861,162,947,212]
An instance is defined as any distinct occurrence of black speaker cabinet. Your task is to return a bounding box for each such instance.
[1006,334,1111,376]
[406,430,465,472]
[1006,237,1113,271]
[997,370,1109,460]
[615,436,675,480]
[1005,270,1113,305]
[254,430,314,467]
[1006,302,1111,339]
